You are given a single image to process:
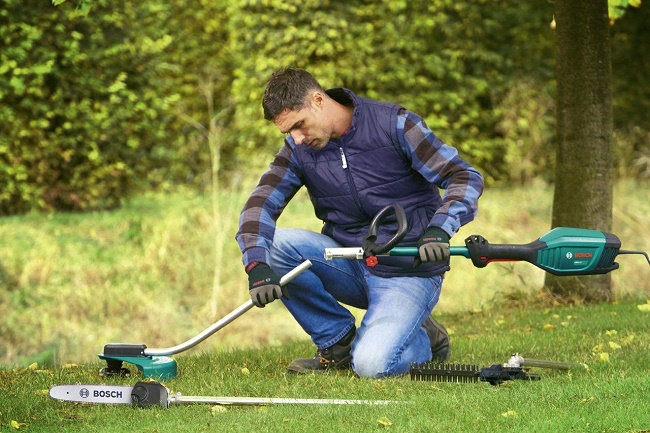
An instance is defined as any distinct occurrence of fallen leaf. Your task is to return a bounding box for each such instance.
[10,420,27,430]
[377,417,393,427]
[27,363,38,370]
[608,342,622,351]
[500,410,518,418]
[605,329,618,336]
[581,397,596,403]
[543,324,556,331]
[211,405,227,415]
[622,335,635,346]
[240,367,250,375]
[592,343,605,352]
[597,352,610,363]
[637,303,650,312]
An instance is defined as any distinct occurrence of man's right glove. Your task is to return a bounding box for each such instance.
[414,227,450,267]
[246,262,286,308]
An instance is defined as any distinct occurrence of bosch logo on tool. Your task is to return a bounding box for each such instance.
[94,390,123,398]
[79,388,89,398]
[566,252,573,259]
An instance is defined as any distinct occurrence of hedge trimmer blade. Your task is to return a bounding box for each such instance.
[410,362,541,386]
[410,363,481,383]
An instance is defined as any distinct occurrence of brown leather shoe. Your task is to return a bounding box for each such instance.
[287,328,355,374]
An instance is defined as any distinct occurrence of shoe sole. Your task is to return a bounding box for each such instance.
[287,355,353,374]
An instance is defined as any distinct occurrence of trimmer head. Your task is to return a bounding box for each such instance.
[98,344,177,380]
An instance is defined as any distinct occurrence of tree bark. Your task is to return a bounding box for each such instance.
[546,0,614,302]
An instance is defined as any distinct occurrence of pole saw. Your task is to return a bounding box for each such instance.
[324,204,650,276]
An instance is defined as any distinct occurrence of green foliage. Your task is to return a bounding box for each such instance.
[227,0,557,182]
[0,0,179,213]
[609,0,643,22]
[1,0,648,213]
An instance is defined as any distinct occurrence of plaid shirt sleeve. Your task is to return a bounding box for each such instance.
[396,109,484,238]
[235,140,303,268]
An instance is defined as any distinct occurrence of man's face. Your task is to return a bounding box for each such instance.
[273,95,332,150]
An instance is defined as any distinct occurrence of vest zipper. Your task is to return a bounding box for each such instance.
[339,147,348,169]
[339,146,366,215]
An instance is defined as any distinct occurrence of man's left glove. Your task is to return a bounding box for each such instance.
[246,262,286,308]
[415,227,450,267]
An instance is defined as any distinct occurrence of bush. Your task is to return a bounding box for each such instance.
[0,0,179,213]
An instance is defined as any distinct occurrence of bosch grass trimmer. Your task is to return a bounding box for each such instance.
[325,203,650,276]
[325,204,648,385]
[98,260,312,380]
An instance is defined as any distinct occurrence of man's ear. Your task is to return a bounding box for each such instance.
[310,91,325,109]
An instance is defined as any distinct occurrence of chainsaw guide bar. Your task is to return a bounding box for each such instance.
[49,381,396,408]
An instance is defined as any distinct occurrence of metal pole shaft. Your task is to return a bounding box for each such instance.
[145,260,312,356]
[170,393,395,406]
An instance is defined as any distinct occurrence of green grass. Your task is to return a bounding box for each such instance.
[0,181,649,368]
[2,300,650,432]
[0,180,649,431]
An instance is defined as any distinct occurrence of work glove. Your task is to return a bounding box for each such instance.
[246,262,286,308]
[414,227,450,267]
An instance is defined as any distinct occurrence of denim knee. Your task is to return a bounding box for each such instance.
[351,348,404,379]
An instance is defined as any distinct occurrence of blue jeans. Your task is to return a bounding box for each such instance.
[269,228,443,378]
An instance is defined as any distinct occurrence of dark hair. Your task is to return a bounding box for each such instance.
[262,67,323,121]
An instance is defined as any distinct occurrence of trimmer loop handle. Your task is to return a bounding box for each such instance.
[362,203,408,266]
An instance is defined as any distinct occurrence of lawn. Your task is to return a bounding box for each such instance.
[0,180,649,431]
[1,300,650,432]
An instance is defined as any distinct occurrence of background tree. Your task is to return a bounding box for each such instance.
[545,0,614,302]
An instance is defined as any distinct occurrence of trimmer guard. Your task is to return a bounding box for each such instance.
[99,344,177,380]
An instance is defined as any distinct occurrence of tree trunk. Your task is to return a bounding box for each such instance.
[546,0,614,302]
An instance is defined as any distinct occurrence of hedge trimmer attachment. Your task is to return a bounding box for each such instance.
[325,204,650,276]
[410,353,581,386]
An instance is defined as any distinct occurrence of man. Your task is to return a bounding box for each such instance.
[236,67,483,378]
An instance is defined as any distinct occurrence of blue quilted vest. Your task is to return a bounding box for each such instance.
[291,88,447,277]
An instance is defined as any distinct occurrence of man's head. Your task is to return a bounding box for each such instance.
[262,67,323,122]
[262,67,350,150]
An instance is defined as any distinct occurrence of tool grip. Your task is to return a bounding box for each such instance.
[388,239,540,267]
[463,235,542,268]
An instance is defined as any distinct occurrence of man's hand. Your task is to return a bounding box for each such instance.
[415,227,450,267]
[246,262,286,308]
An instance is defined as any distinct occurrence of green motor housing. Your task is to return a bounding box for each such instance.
[464,227,621,276]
